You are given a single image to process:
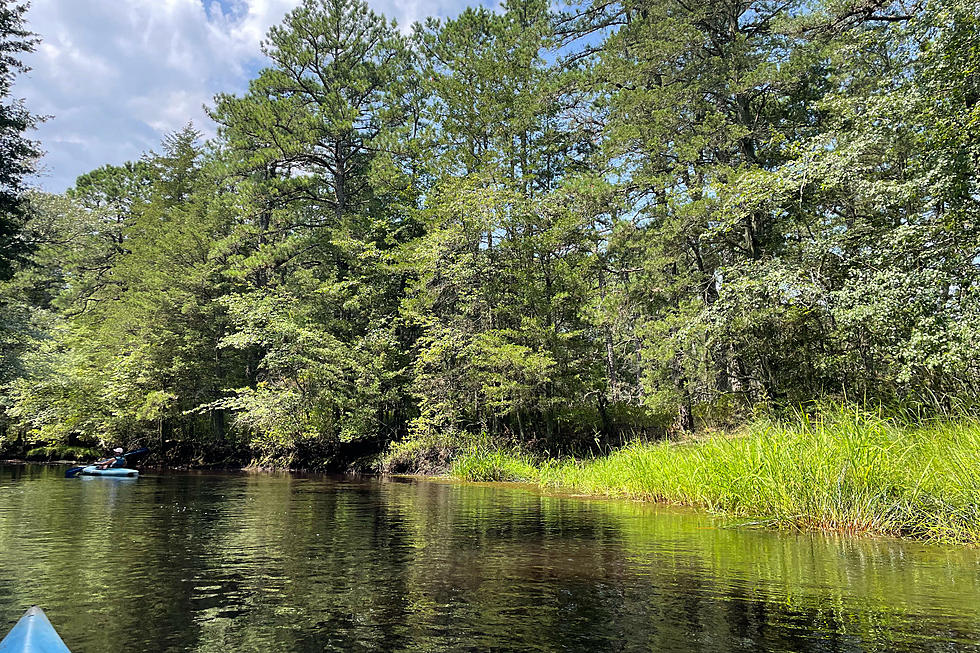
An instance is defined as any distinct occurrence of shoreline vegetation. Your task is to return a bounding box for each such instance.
[2,0,980,549]
[441,406,980,545]
[8,403,980,546]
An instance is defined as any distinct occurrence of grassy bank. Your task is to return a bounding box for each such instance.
[450,408,980,544]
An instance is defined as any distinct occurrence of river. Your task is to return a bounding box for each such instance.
[0,465,978,652]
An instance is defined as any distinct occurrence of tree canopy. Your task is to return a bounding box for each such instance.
[2,0,978,469]
[0,0,40,279]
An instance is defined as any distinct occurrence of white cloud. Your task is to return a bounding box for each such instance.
[15,0,479,192]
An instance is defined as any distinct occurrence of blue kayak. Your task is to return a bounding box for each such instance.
[77,466,138,478]
[0,606,71,653]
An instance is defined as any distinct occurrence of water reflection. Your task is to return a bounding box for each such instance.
[0,466,977,652]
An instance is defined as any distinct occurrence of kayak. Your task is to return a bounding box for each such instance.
[77,466,139,478]
[0,606,71,652]
[64,447,149,479]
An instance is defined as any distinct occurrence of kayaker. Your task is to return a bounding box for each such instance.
[94,447,126,470]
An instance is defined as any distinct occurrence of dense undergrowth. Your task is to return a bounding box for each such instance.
[446,407,980,544]
[22,444,102,461]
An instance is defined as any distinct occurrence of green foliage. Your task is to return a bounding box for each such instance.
[0,1,40,280]
[1,127,246,459]
[380,428,469,475]
[452,406,980,543]
[23,444,100,461]
[452,446,539,483]
[209,282,406,466]
[2,0,979,474]
[199,0,421,466]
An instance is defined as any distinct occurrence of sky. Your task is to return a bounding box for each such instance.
[14,0,478,192]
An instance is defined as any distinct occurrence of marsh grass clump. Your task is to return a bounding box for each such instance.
[451,447,539,483]
[452,407,980,544]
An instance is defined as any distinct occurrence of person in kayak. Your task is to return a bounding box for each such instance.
[94,447,126,470]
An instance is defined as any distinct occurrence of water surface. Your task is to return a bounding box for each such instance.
[0,465,978,652]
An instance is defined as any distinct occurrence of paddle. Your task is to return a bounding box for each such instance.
[65,447,150,478]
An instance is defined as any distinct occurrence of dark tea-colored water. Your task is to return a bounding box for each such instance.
[1,465,978,652]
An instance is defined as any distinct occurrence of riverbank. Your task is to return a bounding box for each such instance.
[449,409,980,545]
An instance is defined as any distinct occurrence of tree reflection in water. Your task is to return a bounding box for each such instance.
[0,466,977,652]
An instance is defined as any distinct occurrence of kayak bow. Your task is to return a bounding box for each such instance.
[0,606,71,653]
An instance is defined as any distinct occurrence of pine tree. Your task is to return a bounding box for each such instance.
[0,1,40,280]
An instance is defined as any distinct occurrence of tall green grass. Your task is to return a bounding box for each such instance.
[451,406,980,544]
[451,447,539,482]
